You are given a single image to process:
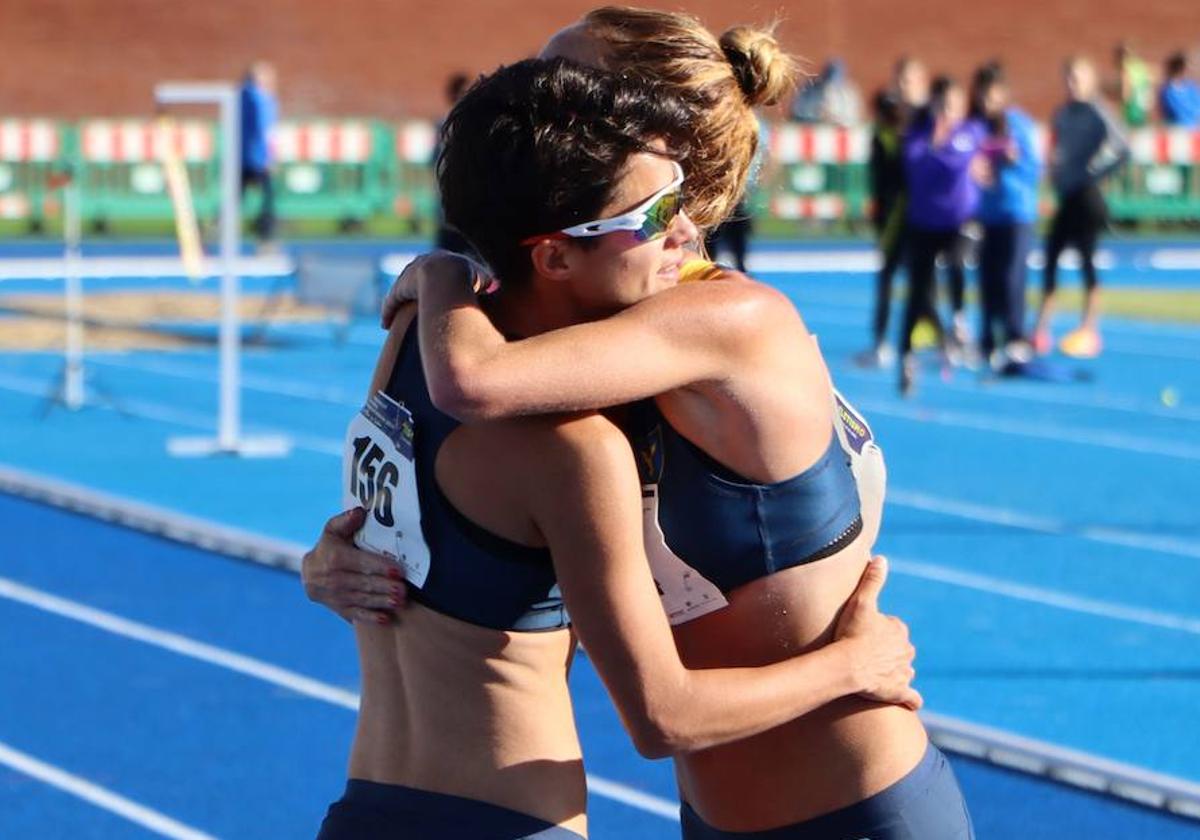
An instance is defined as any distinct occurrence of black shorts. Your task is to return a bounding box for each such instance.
[317,779,584,840]
[1050,183,1108,244]
[680,744,973,840]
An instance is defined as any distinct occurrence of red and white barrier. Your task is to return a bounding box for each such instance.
[770,194,845,220]
[396,121,436,164]
[273,121,372,163]
[81,120,214,163]
[1129,128,1200,165]
[0,120,60,162]
[768,125,869,164]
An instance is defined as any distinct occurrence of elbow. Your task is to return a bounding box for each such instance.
[628,716,677,759]
[425,366,498,423]
[625,696,702,759]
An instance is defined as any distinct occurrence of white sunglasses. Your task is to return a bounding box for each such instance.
[521,161,685,245]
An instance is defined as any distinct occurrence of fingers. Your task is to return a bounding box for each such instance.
[343,607,399,626]
[902,687,924,711]
[328,570,408,605]
[852,555,889,609]
[323,507,367,539]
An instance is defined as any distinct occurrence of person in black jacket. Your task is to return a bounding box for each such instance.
[858,88,907,367]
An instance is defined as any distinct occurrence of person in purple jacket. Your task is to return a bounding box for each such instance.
[897,75,987,396]
[970,62,1042,369]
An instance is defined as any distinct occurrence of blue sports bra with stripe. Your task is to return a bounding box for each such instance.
[344,323,567,632]
[628,398,864,596]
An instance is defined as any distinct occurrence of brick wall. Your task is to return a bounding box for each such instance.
[1,0,1195,122]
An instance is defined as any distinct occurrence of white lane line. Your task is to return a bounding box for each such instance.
[891,558,1200,636]
[90,355,361,408]
[888,488,1200,561]
[0,371,342,458]
[0,576,682,822]
[894,483,1200,556]
[0,576,362,710]
[834,366,1200,424]
[584,775,680,822]
[0,254,293,281]
[0,741,216,840]
[853,396,1200,462]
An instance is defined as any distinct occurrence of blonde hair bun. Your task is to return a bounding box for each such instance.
[719,26,797,107]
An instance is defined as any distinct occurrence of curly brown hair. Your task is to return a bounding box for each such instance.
[582,7,800,229]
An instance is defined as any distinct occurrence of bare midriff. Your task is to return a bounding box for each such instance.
[348,603,587,836]
[672,532,929,832]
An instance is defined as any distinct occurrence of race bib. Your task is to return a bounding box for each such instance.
[642,484,728,624]
[343,391,432,588]
[832,388,886,550]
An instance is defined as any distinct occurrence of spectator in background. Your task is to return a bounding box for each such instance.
[855,56,930,368]
[970,62,1041,369]
[1033,56,1129,359]
[1159,51,1200,127]
[1113,41,1154,127]
[858,89,907,367]
[433,72,478,257]
[897,75,986,396]
[790,58,861,126]
[894,55,930,111]
[239,61,279,248]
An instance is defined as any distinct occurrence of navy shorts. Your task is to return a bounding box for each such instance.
[317,779,585,839]
[680,744,974,840]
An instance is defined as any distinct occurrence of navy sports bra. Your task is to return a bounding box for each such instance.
[343,323,567,632]
[628,399,863,596]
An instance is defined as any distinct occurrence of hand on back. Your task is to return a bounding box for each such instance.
[302,508,408,625]
[834,556,922,711]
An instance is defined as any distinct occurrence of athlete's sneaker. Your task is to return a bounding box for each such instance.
[951,311,972,347]
[853,343,896,369]
[899,354,918,398]
[1059,327,1103,359]
[1004,339,1034,365]
[1032,328,1052,356]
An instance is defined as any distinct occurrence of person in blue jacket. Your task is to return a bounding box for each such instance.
[897,75,986,396]
[1159,51,1200,127]
[239,61,279,246]
[970,62,1041,368]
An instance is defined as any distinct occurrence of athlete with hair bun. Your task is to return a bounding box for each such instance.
[312,52,920,840]
[309,8,973,838]
[387,12,971,840]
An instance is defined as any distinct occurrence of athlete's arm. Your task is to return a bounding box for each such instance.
[530,414,920,759]
[411,255,793,421]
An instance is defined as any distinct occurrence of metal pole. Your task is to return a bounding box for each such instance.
[63,178,83,409]
[155,82,289,458]
[217,87,241,451]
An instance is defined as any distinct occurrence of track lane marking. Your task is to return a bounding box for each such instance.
[0,575,682,822]
[0,741,217,840]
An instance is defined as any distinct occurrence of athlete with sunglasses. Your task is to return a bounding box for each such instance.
[308,9,972,840]
[313,58,919,840]
[381,48,972,840]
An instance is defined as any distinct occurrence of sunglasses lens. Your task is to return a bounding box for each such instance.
[635,189,682,241]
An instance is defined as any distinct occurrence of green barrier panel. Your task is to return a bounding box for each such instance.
[75,119,220,228]
[0,119,70,230]
[389,120,439,230]
[1106,127,1200,221]
[23,117,1200,232]
[243,119,390,226]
